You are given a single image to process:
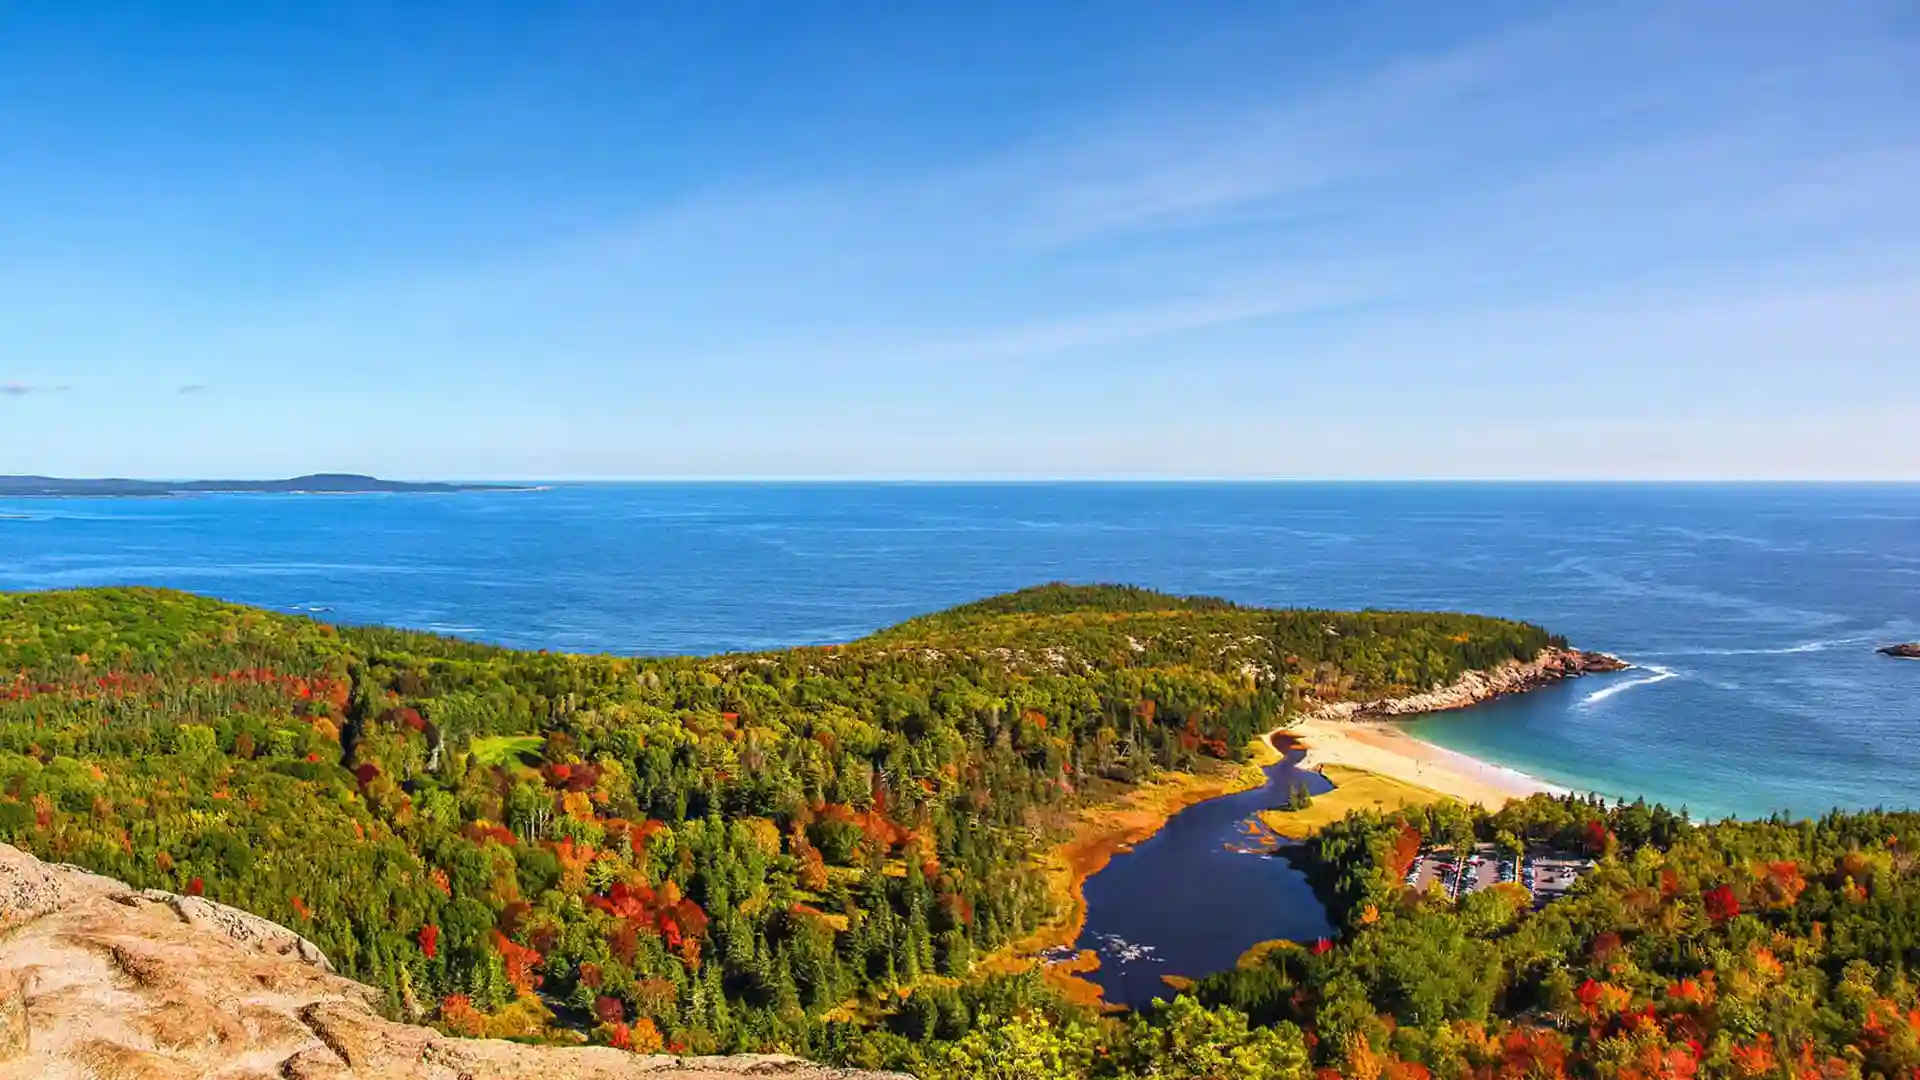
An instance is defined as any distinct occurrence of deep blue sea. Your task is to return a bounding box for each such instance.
[2,482,1916,823]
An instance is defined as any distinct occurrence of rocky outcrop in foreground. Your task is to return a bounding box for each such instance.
[1303,647,1628,722]
[0,845,904,1080]
[1880,643,1920,660]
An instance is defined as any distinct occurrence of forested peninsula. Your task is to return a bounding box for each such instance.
[2,585,1917,1079]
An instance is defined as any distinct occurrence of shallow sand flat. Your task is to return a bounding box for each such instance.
[1284,716,1561,808]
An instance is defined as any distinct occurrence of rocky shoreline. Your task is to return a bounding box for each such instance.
[1301,647,1629,722]
[1880,643,1920,660]
[1270,647,1624,808]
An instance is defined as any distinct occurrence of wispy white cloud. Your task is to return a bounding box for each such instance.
[76,0,1913,477]
[231,0,1917,367]
[993,23,1546,245]
[1,382,71,397]
[966,0,1917,252]
[896,274,1390,364]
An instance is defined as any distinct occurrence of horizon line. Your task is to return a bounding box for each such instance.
[15,474,1920,486]
[488,476,1920,484]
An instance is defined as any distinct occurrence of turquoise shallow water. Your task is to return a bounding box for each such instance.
[1,481,1915,820]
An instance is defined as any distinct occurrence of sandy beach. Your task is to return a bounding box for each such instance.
[1282,715,1562,807]
[1264,648,1618,808]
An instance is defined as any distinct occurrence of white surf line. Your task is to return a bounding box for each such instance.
[1577,665,1678,706]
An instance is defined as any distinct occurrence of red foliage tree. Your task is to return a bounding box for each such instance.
[439,994,485,1037]
[1666,975,1715,1008]
[1576,979,1607,1019]
[1617,1041,1700,1080]
[1703,884,1742,924]
[1759,860,1807,909]
[490,930,544,996]
[629,1017,665,1054]
[497,900,533,935]
[1390,822,1422,881]
[379,706,427,732]
[1729,1034,1776,1077]
[1583,819,1613,855]
[609,922,639,965]
[1498,1029,1570,1080]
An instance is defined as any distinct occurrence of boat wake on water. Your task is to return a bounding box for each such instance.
[1777,638,1854,654]
[1578,665,1679,706]
[1641,636,1872,658]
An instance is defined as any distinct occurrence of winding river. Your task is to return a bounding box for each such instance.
[1074,742,1336,1007]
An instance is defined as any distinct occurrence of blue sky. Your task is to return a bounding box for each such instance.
[2,1,1916,479]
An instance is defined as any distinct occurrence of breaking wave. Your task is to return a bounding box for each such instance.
[1579,666,1678,706]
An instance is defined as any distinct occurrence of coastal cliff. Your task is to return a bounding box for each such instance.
[1299,646,1627,722]
[0,844,901,1080]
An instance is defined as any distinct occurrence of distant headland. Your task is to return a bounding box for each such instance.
[0,474,538,497]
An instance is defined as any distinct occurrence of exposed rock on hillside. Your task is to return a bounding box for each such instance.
[0,844,903,1080]
[1301,647,1627,722]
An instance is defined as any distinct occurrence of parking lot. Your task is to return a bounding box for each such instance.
[1405,844,1594,905]
[1526,854,1593,903]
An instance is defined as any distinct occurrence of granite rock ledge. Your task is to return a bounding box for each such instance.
[0,843,906,1080]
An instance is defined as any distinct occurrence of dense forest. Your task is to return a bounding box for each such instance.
[17,585,1915,1078]
[1198,795,1920,1080]
[846,795,1920,1080]
[0,584,1552,1068]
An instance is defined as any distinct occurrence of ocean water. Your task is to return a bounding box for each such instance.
[1,482,1916,820]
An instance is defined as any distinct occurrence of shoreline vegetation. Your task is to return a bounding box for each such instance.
[989,735,1284,1007]
[1255,761,1454,839]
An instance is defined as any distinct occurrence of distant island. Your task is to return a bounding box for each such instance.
[0,474,536,497]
